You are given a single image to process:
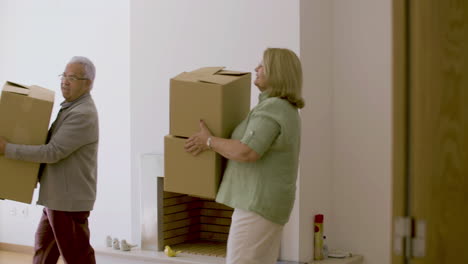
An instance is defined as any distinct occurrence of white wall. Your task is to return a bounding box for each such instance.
[130,0,300,247]
[298,1,392,263]
[299,0,334,261]
[330,0,392,263]
[0,0,131,247]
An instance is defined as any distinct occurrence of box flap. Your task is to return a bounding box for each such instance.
[29,85,55,102]
[191,67,225,76]
[218,70,250,76]
[173,72,200,82]
[172,67,248,85]
[3,81,30,96]
[173,67,225,82]
[198,75,239,85]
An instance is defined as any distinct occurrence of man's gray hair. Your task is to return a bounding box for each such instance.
[68,56,96,88]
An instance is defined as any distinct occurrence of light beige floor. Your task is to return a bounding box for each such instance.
[0,250,64,264]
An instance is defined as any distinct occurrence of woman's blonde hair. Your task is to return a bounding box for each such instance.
[263,48,305,108]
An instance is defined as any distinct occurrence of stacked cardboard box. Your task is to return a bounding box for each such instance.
[164,67,251,199]
[0,81,55,203]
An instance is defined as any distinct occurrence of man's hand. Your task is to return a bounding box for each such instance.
[0,137,8,155]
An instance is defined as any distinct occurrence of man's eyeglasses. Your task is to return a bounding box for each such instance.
[58,74,88,82]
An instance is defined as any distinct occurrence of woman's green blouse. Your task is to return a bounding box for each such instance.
[216,91,301,225]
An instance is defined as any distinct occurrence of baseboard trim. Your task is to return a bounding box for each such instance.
[0,242,34,254]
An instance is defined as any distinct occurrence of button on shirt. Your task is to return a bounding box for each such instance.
[215,91,301,225]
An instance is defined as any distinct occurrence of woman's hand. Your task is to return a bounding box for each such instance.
[185,120,261,162]
[184,120,213,156]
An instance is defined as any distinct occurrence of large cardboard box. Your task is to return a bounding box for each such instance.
[166,67,251,198]
[170,67,251,138]
[164,135,225,199]
[0,81,55,203]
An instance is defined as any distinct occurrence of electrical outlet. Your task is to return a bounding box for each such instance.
[21,207,29,217]
[9,207,17,216]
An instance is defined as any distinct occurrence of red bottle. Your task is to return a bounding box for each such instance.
[314,214,324,260]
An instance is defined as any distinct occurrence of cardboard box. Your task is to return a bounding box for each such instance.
[164,135,225,199]
[0,81,55,203]
[170,67,251,138]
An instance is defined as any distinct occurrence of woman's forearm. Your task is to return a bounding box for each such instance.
[209,137,260,163]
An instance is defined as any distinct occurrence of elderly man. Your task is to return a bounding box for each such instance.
[0,56,99,264]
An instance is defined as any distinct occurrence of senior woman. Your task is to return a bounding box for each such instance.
[185,47,304,264]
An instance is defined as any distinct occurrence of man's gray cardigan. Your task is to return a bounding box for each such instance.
[6,93,99,212]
